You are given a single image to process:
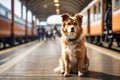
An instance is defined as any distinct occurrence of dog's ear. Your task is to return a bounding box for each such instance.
[61,13,70,22]
[74,14,83,23]
[74,14,83,33]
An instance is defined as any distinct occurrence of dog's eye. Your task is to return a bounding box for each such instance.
[67,23,71,25]
[74,22,77,25]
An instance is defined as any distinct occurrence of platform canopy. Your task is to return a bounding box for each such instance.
[20,0,92,21]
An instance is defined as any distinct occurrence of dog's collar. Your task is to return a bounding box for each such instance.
[66,35,83,42]
[67,38,77,42]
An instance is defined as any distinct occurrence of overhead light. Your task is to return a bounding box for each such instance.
[56,9,60,14]
[54,0,59,3]
[55,3,60,7]
[56,9,60,12]
[56,11,60,14]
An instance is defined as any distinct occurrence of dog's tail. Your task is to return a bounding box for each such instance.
[53,66,61,73]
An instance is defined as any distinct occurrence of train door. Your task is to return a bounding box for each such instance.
[102,0,112,30]
[106,0,112,28]
[102,0,113,46]
[104,0,112,32]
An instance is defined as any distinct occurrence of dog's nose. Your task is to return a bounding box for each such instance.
[71,27,74,32]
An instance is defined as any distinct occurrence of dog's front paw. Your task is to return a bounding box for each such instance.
[82,69,87,74]
[78,72,84,77]
[64,73,71,77]
[82,65,88,73]
[61,70,64,74]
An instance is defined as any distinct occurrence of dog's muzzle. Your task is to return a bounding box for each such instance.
[70,27,75,32]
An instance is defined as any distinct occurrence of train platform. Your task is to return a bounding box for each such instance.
[0,38,120,80]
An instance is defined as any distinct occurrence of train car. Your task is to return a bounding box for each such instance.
[0,3,37,49]
[81,0,120,48]
[81,10,88,36]
[81,0,103,43]
[112,0,120,47]
[0,4,11,44]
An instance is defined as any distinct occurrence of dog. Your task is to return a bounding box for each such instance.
[54,13,89,77]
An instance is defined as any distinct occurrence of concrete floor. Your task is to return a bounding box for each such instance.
[0,39,120,80]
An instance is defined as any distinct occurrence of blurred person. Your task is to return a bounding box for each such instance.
[45,29,49,39]
[52,25,58,39]
[41,26,45,40]
[37,27,42,41]
[105,2,112,42]
[48,27,53,40]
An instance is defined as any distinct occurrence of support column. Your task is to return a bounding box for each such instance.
[87,9,90,34]
[32,14,34,38]
[25,7,28,42]
[10,0,15,46]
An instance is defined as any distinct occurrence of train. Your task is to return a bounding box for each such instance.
[1,0,120,50]
[0,3,37,49]
[81,0,120,48]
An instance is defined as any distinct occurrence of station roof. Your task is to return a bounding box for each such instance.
[20,0,92,21]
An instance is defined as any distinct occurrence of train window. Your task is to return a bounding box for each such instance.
[15,15,25,25]
[33,15,36,21]
[28,10,32,23]
[98,2,102,19]
[23,5,26,20]
[94,5,97,21]
[18,18,25,25]
[82,11,88,25]
[0,0,11,10]
[14,16,19,23]
[15,0,21,17]
[114,0,120,10]
[90,6,94,22]
[28,22,32,28]
[7,12,11,20]
[0,3,12,19]
[0,7,6,17]
[36,19,39,25]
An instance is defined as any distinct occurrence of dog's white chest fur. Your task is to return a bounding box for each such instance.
[64,44,81,64]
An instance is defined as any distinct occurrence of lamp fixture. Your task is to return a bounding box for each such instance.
[54,0,59,3]
[55,3,60,7]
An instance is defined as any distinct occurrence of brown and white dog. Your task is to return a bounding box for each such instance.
[54,13,89,77]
